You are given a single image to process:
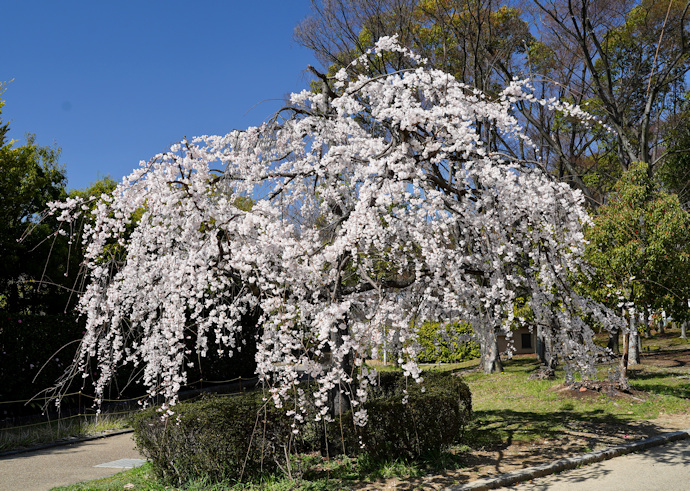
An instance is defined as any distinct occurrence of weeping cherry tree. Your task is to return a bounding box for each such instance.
[48,37,623,428]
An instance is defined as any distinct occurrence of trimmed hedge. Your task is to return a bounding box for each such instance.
[332,371,473,459]
[132,391,293,484]
[132,370,472,485]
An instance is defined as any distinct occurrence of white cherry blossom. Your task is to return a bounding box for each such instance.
[49,38,623,423]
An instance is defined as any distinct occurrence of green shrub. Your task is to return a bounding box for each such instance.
[416,321,480,363]
[132,371,472,485]
[131,391,294,484]
[330,371,472,460]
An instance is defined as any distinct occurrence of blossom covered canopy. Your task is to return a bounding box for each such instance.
[50,37,621,419]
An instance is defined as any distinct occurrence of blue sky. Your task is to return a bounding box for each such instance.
[1,1,319,191]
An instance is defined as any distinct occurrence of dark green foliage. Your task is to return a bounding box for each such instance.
[131,391,294,485]
[416,321,480,363]
[132,371,472,485]
[349,386,466,460]
[332,371,472,460]
[184,307,261,385]
[0,95,74,315]
[585,162,690,322]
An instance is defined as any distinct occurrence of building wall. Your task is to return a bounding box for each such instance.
[497,327,536,355]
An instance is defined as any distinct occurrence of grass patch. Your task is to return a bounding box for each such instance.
[462,355,690,451]
[0,413,131,453]
[53,457,438,490]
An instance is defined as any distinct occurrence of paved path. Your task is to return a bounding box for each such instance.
[506,438,690,490]
[0,432,143,491]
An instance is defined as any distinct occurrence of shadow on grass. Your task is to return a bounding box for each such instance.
[627,368,688,380]
[335,405,677,490]
[626,367,690,398]
[630,383,690,399]
[465,407,671,462]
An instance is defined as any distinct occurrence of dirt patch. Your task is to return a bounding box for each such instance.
[551,380,647,401]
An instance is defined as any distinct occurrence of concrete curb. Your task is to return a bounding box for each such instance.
[446,428,690,490]
[0,428,134,458]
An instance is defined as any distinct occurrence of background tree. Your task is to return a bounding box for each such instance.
[658,100,690,209]
[297,0,690,208]
[296,0,530,91]
[0,94,69,314]
[585,162,690,374]
[522,0,690,205]
[296,0,690,373]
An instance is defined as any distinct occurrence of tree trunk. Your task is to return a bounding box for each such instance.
[323,321,353,457]
[328,326,352,415]
[629,329,641,365]
[681,321,688,340]
[536,325,547,364]
[545,334,558,370]
[536,317,560,370]
[620,331,629,387]
[659,311,667,335]
[480,328,503,373]
[629,313,640,365]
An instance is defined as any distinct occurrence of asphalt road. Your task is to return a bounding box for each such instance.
[507,438,690,490]
[0,432,143,491]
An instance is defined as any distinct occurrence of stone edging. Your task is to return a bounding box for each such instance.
[446,428,690,490]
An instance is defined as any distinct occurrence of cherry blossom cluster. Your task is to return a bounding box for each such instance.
[48,38,623,424]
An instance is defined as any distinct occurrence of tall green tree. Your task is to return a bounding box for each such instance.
[297,1,690,208]
[586,162,690,370]
[658,102,690,210]
[0,95,69,313]
[521,0,690,205]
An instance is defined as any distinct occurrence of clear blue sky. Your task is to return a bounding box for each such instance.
[1,1,319,191]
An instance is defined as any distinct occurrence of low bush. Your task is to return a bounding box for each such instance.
[132,370,472,485]
[131,391,294,484]
[331,370,472,460]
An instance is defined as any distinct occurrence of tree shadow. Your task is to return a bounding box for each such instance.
[346,406,682,490]
[631,383,690,399]
[626,367,690,398]
[511,438,690,489]
[463,407,673,472]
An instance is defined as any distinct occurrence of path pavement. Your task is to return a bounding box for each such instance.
[507,438,690,490]
[450,430,690,490]
[0,432,144,491]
